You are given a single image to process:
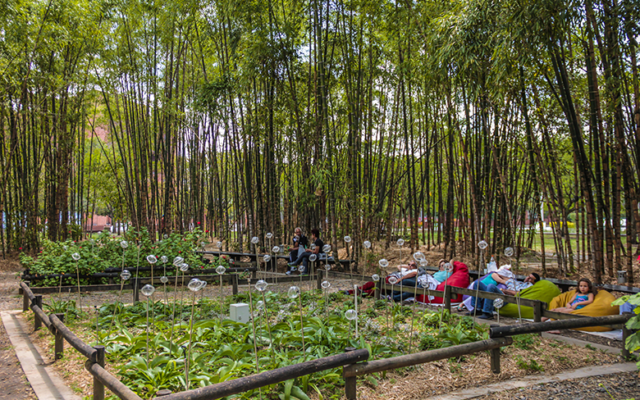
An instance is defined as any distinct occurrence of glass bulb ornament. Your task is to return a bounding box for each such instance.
[163,234,168,239]
[321,280,331,289]
[160,276,168,284]
[120,241,128,249]
[290,266,297,272]
[173,256,184,266]
[266,232,273,239]
[160,256,168,264]
[272,246,280,253]
[322,244,331,253]
[494,298,504,309]
[309,254,317,262]
[216,241,222,249]
[180,263,189,272]
[141,284,155,297]
[255,280,268,292]
[372,274,380,282]
[379,259,389,268]
[478,240,488,250]
[146,255,157,264]
[420,259,429,267]
[324,264,331,271]
[288,286,300,299]
[120,270,131,281]
[90,239,96,245]
[444,263,453,272]
[200,241,206,248]
[257,300,264,310]
[188,279,202,292]
[504,247,514,257]
[345,309,357,320]
[363,240,372,249]
[397,238,405,246]
[200,280,207,290]
[72,253,81,261]
[311,244,316,251]
[388,276,398,285]
[413,251,425,262]
[344,236,352,243]
[251,236,259,244]
[216,266,226,275]
[263,254,271,263]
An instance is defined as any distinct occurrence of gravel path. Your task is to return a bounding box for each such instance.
[476,371,640,399]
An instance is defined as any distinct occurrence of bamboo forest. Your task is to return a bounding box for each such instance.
[3,1,640,399]
[1,0,640,281]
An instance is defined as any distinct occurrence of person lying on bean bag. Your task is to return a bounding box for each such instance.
[416,260,470,304]
[547,283,619,332]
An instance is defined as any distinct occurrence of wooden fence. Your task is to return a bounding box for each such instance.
[18,273,636,400]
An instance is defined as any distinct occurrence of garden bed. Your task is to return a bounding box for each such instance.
[23,286,624,400]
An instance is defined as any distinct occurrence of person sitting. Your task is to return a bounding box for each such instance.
[548,278,595,314]
[288,227,308,263]
[465,265,513,319]
[287,228,323,274]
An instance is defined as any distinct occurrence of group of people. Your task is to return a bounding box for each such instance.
[285,227,324,275]
[282,229,634,325]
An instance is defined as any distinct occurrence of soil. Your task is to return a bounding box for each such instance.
[475,370,640,400]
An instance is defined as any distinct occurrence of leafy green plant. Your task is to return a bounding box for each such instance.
[516,356,544,372]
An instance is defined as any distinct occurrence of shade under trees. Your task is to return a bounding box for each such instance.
[1,0,639,282]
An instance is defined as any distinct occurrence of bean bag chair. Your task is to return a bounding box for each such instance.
[548,289,619,332]
[416,261,470,304]
[498,280,561,319]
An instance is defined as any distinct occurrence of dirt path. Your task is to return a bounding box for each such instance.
[0,260,36,399]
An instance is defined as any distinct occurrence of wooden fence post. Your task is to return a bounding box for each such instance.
[54,313,65,360]
[23,282,30,312]
[490,325,501,374]
[232,274,238,295]
[533,301,543,329]
[622,312,633,359]
[93,345,105,400]
[317,270,323,290]
[133,278,140,303]
[32,296,42,330]
[343,347,357,400]
[444,285,452,313]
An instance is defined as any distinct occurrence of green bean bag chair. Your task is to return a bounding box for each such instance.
[499,280,561,319]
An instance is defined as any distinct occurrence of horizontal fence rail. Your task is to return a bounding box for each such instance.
[343,338,512,377]
[425,267,640,295]
[21,265,257,282]
[489,313,634,338]
[155,349,370,400]
[85,360,143,400]
[20,282,137,400]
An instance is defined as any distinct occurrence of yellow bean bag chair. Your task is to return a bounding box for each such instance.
[548,289,620,332]
[499,280,561,319]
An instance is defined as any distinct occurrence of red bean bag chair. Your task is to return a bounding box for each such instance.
[416,261,470,304]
